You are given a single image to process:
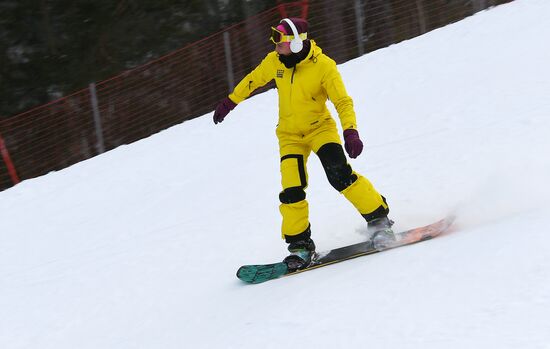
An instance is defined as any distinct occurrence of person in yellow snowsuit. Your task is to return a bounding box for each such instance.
[213,18,394,271]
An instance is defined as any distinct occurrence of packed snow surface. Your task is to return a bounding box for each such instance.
[1,0,549,347]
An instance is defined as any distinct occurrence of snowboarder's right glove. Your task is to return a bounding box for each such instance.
[213,97,237,124]
[343,128,363,158]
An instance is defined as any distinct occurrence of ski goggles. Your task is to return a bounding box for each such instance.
[270,27,307,44]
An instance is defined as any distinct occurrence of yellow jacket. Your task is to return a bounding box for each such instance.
[229,40,357,135]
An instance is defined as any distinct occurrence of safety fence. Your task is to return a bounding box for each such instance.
[0,0,513,191]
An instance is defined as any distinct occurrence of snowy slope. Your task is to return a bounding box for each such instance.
[2,0,550,348]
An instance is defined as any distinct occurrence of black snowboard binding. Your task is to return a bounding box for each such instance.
[283,237,316,272]
[368,216,396,250]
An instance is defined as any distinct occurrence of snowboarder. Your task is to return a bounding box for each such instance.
[213,18,394,271]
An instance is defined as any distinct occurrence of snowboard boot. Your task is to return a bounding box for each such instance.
[283,238,316,272]
[368,216,396,250]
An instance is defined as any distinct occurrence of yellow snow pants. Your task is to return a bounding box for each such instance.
[277,118,388,241]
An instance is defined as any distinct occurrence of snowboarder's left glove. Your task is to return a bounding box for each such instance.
[213,97,237,124]
[343,129,363,158]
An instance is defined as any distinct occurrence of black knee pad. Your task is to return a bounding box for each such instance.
[279,186,306,204]
[317,143,357,191]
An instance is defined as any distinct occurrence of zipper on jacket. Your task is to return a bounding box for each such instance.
[289,67,296,107]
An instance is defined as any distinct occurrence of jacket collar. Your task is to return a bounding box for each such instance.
[277,40,321,68]
[297,40,320,67]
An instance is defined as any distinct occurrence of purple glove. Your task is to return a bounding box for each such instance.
[213,97,237,124]
[343,129,363,159]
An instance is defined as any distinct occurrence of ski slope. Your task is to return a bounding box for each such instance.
[2,0,550,347]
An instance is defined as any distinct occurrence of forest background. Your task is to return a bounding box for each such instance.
[0,0,282,118]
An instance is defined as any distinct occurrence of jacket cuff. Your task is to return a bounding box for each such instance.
[228,94,243,104]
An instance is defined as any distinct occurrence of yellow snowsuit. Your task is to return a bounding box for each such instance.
[229,40,388,240]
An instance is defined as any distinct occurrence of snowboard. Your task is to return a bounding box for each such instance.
[237,216,455,284]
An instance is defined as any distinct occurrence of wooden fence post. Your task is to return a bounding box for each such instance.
[354,0,365,56]
[223,32,235,92]
[89,83,105,154]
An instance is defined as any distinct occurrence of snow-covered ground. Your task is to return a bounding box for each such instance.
[1,0,550,347]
